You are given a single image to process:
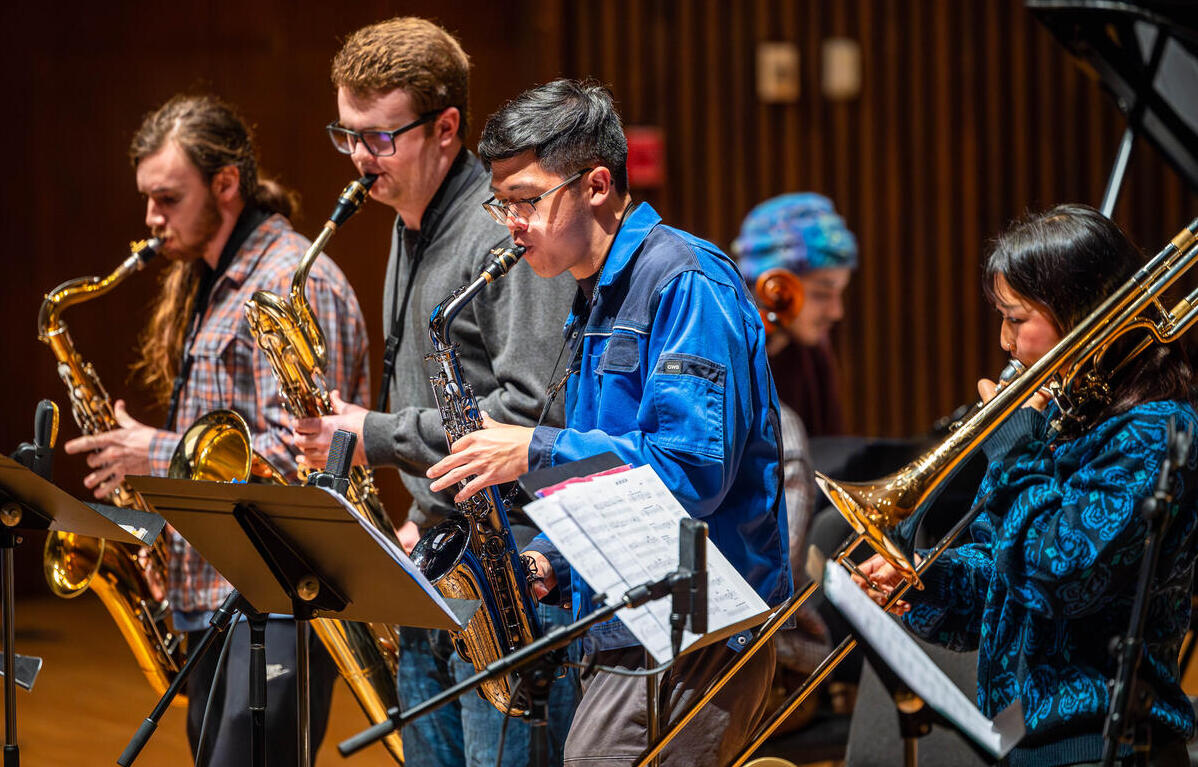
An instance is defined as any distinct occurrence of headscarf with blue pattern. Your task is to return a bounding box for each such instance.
[731,193,858,284]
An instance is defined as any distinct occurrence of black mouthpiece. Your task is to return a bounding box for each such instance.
[136,237,162,265]
[481,246,526,282]
[329,175,378,227]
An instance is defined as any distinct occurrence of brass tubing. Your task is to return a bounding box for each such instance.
[730,485,993,766]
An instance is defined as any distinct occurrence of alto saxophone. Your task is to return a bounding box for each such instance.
[38,237,187,701]
[411,245,544,716]
[244,174,404,764]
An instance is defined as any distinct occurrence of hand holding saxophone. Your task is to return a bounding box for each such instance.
[425,412,534,503]
[292,388,367,468]
[63,399,160,499]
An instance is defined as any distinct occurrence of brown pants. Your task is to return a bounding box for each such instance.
[563,639,776,766]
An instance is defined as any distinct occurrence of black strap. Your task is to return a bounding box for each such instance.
[534,200,637,430]
[374,149,471,413]
[376,235,422,412]
[164,206,269,431]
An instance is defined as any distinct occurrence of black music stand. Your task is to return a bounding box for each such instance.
[0,454,160,767]
[127,475,472,767]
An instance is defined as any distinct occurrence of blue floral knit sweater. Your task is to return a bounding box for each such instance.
[904,400,1198,766]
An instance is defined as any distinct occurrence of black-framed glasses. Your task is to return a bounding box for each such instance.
[481,168,593,226]
[325,109,445,157]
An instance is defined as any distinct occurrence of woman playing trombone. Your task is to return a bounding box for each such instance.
[856,204,1198,767]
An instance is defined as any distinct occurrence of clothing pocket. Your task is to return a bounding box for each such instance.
[651,352,726,460]
[598,332,640,374]
[185,327,243,415]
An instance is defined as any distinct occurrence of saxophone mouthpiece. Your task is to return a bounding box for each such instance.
[134,237,162,265]
[329,174,378,228]
[481,246,526,283]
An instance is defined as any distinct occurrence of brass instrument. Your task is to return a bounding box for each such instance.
[410,245,544,716]
[637,218,1198,767]
[37,237,187,701]
[237,173,404,764]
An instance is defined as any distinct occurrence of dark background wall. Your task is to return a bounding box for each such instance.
[1,1,1193,587]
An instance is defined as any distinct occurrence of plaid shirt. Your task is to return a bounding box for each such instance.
[147,213,370,616]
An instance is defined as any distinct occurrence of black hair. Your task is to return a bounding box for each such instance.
[478,78,629,195]
[983,203,1194,423]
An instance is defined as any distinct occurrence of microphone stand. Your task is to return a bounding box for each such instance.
[118,590,268,767]
[340,554,703,758]
[3,400,58,767]
[1101,418,1192,767]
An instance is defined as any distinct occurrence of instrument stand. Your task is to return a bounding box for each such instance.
[231,501,349,767]
[118,589,269,767]
[1101,419,1191,767]
[340,566,684,757]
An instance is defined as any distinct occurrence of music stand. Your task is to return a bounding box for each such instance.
[128,475,471,767]
[0,454,158,767]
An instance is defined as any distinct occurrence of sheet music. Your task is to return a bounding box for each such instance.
[524,464,768,661]
[822,562,1024,757]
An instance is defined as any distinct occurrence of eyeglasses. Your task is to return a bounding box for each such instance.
[481,168,592,226]
[325,109,445,157]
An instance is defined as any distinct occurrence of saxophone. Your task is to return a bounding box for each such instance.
[410,245,544,716]
[243,174,404,764]
[38,238,187,701]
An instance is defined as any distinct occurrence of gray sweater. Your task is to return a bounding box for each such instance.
[362,150,576,528]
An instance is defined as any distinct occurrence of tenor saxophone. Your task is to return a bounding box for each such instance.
[410,245,544,716]
[38,237,187,701]
[244,174,404,764]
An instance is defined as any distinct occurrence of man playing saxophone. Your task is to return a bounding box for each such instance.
[63,93,370,765]
[426,79,792,767]
[291,17,578,767]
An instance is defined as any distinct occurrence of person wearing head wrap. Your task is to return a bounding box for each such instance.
[733,192,858,437]
[731,194,857,714]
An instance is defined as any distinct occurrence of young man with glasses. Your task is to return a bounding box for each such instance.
[427,79,792,766]
[292,16,577,767]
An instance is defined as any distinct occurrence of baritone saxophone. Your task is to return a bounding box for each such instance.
[37,237,187,702]
[244,173,404,764]
[410,245,544,716]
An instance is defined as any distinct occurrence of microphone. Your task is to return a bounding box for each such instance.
[12,400,59,481]
[680,517,708,635]
[670,517,709,656]
[305,429,356,496]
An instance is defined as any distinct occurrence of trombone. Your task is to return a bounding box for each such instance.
[634,216,1198,767]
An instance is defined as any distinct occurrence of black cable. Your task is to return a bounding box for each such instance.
[493,675,524,767]
[563,657,675,678]
[193,619,239,767]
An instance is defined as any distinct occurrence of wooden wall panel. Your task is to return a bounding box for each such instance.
[556,0,1198,438]
[2,2,1196,595]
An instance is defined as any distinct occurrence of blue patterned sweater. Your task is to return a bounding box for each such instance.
[904,400,1198,766]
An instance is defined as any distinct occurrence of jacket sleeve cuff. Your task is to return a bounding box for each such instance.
[148,430,181,476]
[529,425,561,471]
[981,407,1048,463]
[524,533,570,605]
[362,411,399,467]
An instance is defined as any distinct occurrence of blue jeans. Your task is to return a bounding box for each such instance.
[398,603,580,767]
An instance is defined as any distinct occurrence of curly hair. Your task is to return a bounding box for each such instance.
[331,17,470,139]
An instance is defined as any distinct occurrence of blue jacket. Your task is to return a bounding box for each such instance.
[526,202,792,651]
[905,401,1198,766]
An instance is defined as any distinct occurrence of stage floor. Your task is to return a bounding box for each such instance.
[0,592,395,766]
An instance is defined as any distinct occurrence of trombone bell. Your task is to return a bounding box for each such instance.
[814,472,923,589]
